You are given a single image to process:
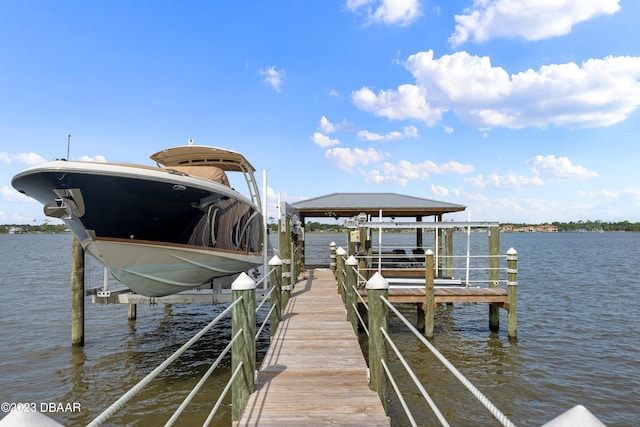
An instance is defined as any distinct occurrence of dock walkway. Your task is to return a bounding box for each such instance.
[235,268,390,427]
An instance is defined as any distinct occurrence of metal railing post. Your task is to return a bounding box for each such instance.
[231,273,256,421]
[367,272,389,413]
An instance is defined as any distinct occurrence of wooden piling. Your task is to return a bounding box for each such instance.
[329,241,337,277]
[127,303,137,321]
[366,272,388,413]
[488,226,501,332]
[231,273,256,422]
[424,249,435,339]
[71,236,84,347]
[336,247,347,298]
[507,248,518,339]
[268,255,283,338]
[445,228,453,278]
[345,255,358,333]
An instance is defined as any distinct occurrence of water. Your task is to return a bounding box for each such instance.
[1,232,639,426]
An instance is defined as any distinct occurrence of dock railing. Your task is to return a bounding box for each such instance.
[337,248,519,427]
[86,264,283,427]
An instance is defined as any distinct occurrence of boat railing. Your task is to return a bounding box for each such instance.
[85,267,278,427]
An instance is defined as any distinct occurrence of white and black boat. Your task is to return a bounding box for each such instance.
[12,142,264,297]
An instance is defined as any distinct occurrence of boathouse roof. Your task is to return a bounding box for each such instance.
[291,192,466,219]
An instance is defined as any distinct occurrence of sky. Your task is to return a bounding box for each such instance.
[2,0,640,225]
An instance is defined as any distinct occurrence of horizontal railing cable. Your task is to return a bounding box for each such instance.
[380,327,449,427]
[164,329,242,427]
[202,361,243,427]
[381,296,517,427]
[87,298,242,427]
[381,359,418,427]
[256,301,277,341]
[255,281,276,313]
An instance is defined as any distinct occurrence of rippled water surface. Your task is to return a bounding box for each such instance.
[0,232,638,426]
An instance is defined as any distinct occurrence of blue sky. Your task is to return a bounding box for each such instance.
[2,0,640,225]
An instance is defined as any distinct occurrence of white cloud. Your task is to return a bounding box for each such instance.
[1,185,33,202]
[449,0,621,47]
[443,125,454,134]
[430,184,449,197]
[0,151,46,165]
[260,66,285,92]
[357,125,418,141]
[363,159,474,186]
[78,155,108,162]
[310,132,340,147]
[528,155,598,180]
[466,172,544,190]
[319,116,338,133]
[354,50,640,129]
[325,147,386,172]
[352,84,444,126]
[346,0,422,27]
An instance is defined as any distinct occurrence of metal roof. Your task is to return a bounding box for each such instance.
[291,192,466,219]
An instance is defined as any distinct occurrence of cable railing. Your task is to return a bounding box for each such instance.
[333,246,519,427]
[86,265,279,427]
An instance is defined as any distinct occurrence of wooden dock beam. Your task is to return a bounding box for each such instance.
[488,226,501,332]
[71,236,84,347]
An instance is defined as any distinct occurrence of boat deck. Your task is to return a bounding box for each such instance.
[235,268,390,427]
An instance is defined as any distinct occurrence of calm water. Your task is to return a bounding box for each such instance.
[0,232,638,426]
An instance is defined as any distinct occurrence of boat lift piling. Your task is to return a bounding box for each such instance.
[71,236,84,346]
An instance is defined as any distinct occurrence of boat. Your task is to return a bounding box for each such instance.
[11,141,264,297]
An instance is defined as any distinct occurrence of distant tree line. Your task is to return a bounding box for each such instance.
[4,219,640,234]
[551,220,640,232]
[0,223,69,234]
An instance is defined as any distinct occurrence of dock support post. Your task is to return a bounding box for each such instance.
[507,248,518,339]
[231,273,256,422]
[488,226,501,332]
[445,228,453,278]
[424,249,435,338]
[329,241,337,277]
[127,303,137,321]
[71,236,85,347]
[268,256,283,338]
[280,216,292,303]
[345,255,358,333]
[367,272,389,413]
[336,247,347,298]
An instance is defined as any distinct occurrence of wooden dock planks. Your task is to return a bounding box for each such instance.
[235,268,390,427]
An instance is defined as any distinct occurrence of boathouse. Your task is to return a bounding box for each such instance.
[291,192,466,222]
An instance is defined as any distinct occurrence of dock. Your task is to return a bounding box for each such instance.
[235,268,390,427]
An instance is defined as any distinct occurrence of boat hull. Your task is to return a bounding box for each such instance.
[12,161,264,296]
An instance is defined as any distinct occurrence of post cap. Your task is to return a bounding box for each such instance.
[336,247,347,255]
[268,255,283,266]
[425,249,434,255]
[366,272,389,290]
[231,272,257,290]
[346,255,358,266]
[330,241,336,247]
[507,247,517,255]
